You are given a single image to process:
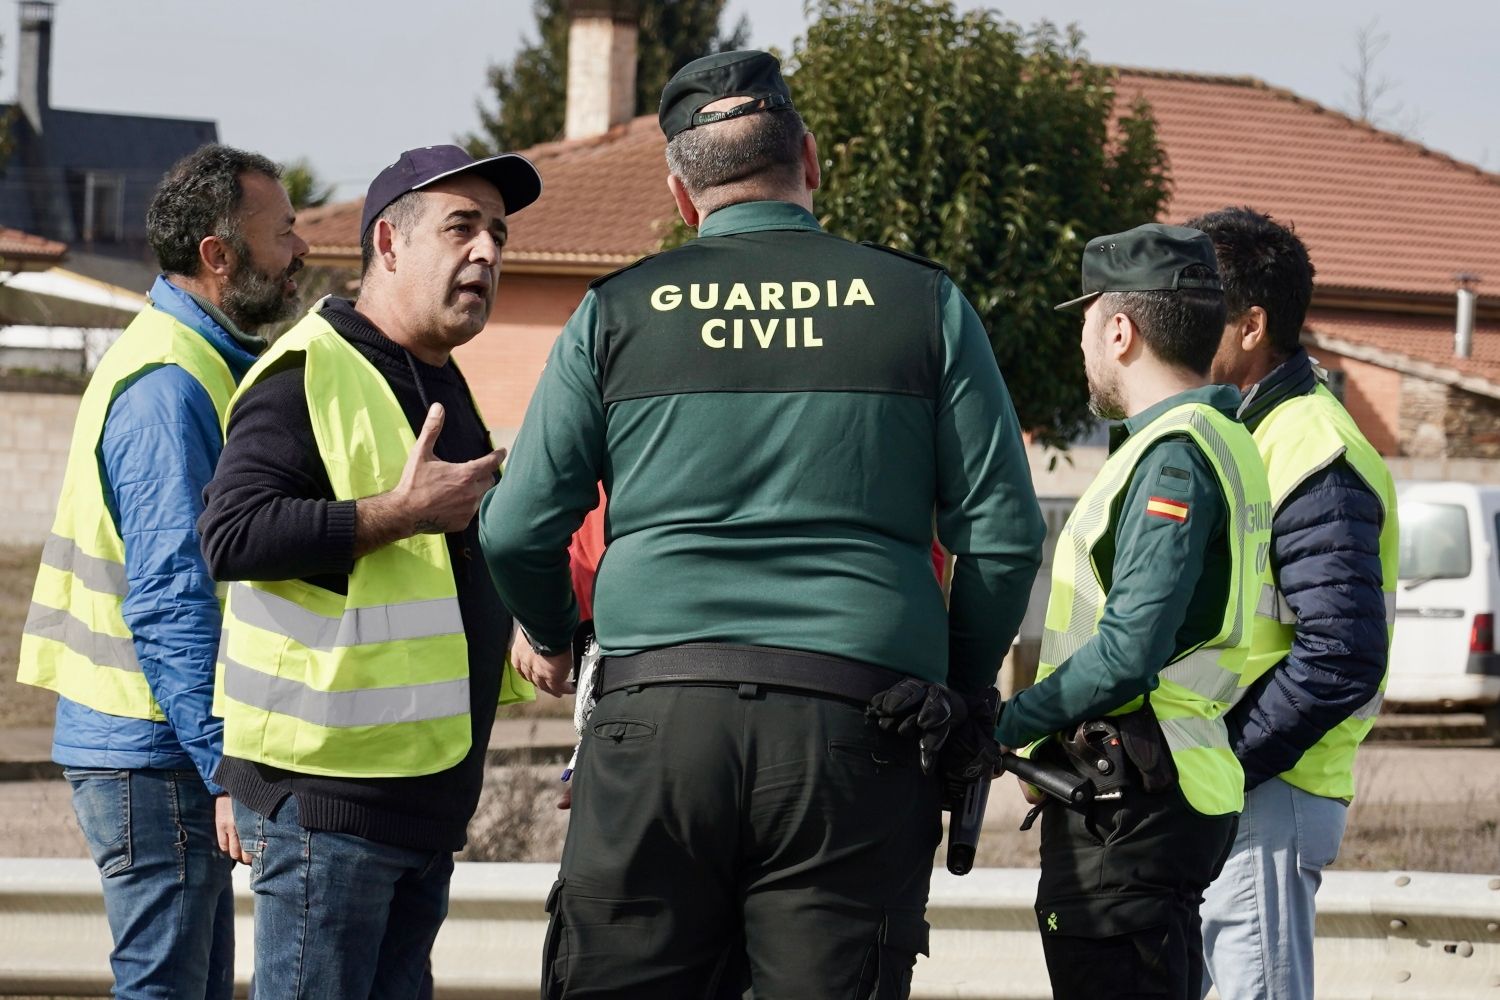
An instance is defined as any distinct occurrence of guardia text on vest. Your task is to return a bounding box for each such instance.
[649,279,876,349]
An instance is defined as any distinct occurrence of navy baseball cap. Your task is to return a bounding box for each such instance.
[359,145,543,238]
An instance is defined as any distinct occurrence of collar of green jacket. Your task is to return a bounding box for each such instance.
[1110,383,1242,451]
[697,200,821,238]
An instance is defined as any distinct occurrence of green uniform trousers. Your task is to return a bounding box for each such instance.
[542,682,942,999]
[1035,784,1237,1000]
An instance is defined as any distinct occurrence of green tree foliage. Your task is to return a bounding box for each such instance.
[790,1,1170,445]
[280,158,335,211]
[465,0,749,156]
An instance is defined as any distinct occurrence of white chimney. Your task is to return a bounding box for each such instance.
[18,1,54,131]
[564,0,639,141]
[1456,273,1480,359]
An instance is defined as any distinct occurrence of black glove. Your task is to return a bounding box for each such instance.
[867,680,1006,782]
[867,677,959,774]
[939,687,1005,785]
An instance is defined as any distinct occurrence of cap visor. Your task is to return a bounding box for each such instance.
[414,153,543,217]
[1053,291,1101,312]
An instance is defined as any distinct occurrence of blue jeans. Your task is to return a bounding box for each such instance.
[1199,776,1348,1000]
[235,796,453,1000]
[66,767,235,1000]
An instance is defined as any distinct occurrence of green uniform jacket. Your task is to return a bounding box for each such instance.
[997,385,1241,747]
[480,200,1044,691]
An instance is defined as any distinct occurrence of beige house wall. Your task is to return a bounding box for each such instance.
[457,273,594,445]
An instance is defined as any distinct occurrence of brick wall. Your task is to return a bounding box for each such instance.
[0,386,79,545]
[1317,352,1401,454]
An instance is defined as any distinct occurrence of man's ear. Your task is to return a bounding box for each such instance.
[197,234,234,279]
[374,218,400,273]
[1239,305,1270,353]
[667,174,700,228]
[803,131,820,192]
[1108,311,1137,361]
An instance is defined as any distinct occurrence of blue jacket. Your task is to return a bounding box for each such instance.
[1223,350,1389,790]
[51,276,260,794]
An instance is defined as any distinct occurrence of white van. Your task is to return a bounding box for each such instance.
[1389,481,1500,741]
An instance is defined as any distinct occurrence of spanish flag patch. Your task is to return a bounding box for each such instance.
[1145,496,1190,523]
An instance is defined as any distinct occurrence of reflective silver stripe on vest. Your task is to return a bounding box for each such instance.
[1160,648,1240,705]
[229,584,463,651]
[40,533,128,596]
[220,654,470,728]
[1183,411,1254,647]
[1040,627,1091,671]
[22,602,141,673]
[1384,590,1397,624]
[1352,690,1385,722]
[1049,408,1256,667]
[1157,715,1232,754]
[1254,583,1296,624]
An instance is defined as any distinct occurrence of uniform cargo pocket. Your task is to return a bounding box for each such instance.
[857,909,929,999]
[544,881,662,997]
[540,878,566,1000]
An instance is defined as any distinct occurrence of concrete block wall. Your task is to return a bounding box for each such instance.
[0,387,78,545]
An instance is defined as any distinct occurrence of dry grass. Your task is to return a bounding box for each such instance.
[1339,801,1500,873]
[0,545,55,729]
[460,760,571,863]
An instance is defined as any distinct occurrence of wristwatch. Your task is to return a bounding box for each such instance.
[519,624,568,658]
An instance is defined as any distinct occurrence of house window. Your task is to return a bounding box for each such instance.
[77,171,125,243]
[1324,368,1348,402]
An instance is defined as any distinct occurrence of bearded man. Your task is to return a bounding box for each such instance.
[18,144,308,999]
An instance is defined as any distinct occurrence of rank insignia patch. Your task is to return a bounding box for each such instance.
[1145,496,1189,523]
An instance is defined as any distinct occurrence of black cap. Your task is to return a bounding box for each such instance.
[359,145,542,239]
[1055,223,1223,311]
[659,49,794,141]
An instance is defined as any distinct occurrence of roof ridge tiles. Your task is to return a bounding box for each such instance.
[1114,65,1500,189]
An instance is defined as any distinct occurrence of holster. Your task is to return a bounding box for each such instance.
[1113,697,1178,793]
[1047,699,1179,799]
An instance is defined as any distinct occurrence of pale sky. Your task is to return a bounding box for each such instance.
[7,0,1495,200]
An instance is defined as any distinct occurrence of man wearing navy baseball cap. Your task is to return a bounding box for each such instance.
[199,144,541,997]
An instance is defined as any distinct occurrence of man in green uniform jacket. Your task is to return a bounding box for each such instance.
[480,49,1044,1000]
[996,224,1273,1000]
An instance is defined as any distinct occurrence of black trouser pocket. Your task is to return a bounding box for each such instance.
[541,878,567,1000]
[1041,924,1177,1000]
[856,910,929,999]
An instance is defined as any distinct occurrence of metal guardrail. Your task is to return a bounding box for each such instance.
[1,860,1497,998]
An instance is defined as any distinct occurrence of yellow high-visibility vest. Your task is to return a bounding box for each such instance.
[1036,400,1273,816]
[1240,384,1398,800]
[214,311,532,779]
[19,306,236,719]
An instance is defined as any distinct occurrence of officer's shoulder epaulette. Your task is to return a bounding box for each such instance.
[857,241,948,273]
[588,249,670,290]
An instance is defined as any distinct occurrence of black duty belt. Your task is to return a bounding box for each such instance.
[597,643,908,704]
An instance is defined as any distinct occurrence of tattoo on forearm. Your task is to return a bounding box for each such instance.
[413,518,441,534]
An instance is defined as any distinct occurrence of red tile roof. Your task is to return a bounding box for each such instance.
[0,225,66,265]
[301,68,1500,301]
[1114,70,1500,299]
[1305,307,1500,394]
[298,116,674,269]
